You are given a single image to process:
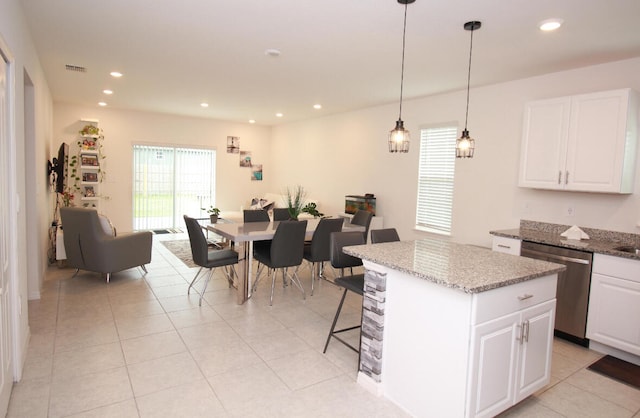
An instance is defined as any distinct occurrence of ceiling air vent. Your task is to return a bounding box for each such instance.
[65,64,87,73]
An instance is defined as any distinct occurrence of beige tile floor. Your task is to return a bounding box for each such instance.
[8,233,640,417]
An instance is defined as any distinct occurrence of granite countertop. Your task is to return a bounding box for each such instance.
[343,238,565,294]
[490,220,640,261]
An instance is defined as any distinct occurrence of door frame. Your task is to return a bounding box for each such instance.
[0,32,19,413]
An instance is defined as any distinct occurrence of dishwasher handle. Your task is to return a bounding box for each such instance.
[521,248,591,265]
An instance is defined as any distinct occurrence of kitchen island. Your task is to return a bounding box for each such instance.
[343,238,565,418]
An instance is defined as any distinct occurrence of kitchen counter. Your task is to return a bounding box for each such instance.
[343,237,564,293]
[348,236,563,417]
[490,220,640,260]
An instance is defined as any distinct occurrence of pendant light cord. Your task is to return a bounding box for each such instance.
[398,3,408,120]
[464,26,475,130]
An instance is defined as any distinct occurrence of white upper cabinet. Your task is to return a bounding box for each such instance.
[519,89,638,193]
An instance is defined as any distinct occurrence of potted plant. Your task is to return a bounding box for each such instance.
[202,206,221,223]
[302,202,324,218]
[79,124,101,136]
[285,185,306,220]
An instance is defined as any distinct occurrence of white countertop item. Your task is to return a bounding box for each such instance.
[561,225,590,240]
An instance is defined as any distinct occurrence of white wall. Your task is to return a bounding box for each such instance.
[53,57,640,245]
[270,57,640,247]
[53,103,272,232]
[0,0,54,381]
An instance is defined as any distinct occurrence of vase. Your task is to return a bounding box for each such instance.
[210,215,218,223]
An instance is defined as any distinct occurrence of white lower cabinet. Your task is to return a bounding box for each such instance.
[492,236,521,255]
[467,299,555,417]
[364,261,557,418]
[587,254,640,356]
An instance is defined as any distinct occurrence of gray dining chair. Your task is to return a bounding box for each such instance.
[370,228,400,244]
[243,209,270,223]
[303,217,344,295]
[272,208,291,221]
[253,220,308,305]
[350,209,373,243]
[184,215,239,306]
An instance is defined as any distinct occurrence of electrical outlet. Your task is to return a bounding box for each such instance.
[565,205,575,217]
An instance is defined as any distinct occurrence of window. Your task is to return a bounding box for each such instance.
[133,145,216,231]
[416,126,457,235]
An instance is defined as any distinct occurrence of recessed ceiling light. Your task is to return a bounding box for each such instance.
[275,113,283,118]
[313,104,322,110]
[249,119,256,124]
[539,18,563,31]
[265,49,281,57]
[200,103,209,108]
[110,71,123,78]
[103,89,113,95]
[98,102,107,106]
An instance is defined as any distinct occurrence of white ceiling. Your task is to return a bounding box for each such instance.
[21,0,640,126]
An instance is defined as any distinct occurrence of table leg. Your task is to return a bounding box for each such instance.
[247,241,254,298]
[235,243,249,305]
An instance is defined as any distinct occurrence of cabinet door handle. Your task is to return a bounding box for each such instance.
[497,244,511,249]
[517,323,525,344]
[523,320,530,343]
[558,171,562,184]
[517,294,533,301]
[565,171,569,185]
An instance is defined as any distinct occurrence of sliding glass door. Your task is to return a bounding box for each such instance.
[133,145,216,231]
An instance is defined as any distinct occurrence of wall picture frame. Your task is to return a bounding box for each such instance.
[240,151,252,167]
[82,172,98,182]
[227,136,239,153]
[251,164,263,181]
[81,154,99,166]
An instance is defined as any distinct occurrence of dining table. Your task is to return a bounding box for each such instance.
[206,218,365,304]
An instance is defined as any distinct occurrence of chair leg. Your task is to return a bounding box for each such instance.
[253,263,266,293]
[270,268,277,306]
[310,262,316,296]
[323,287,360,355]
[223,265,236,288]
[324,288,348,353]
[198,268,215,306]
[288,267,306,300]
[188,267,205,295]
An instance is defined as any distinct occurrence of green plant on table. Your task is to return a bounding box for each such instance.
[301,202,324,218]
[202,206,220,216]
[285,185,306,220]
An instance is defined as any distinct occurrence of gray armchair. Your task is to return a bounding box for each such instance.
[60,207,152,282]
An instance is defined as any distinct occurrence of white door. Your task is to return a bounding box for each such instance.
[0,53,13,416]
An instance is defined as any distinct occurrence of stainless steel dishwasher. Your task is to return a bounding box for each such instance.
[520,241,593,346]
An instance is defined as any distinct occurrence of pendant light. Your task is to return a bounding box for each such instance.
[456,20,481,158]
[388,0,415,153]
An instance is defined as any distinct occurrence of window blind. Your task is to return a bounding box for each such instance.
[416,126,457,235]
